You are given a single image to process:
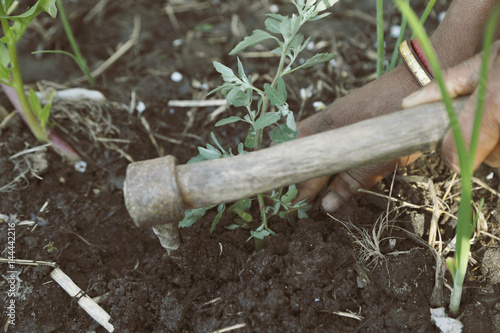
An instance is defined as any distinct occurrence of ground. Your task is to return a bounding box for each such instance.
[1,0,500,332]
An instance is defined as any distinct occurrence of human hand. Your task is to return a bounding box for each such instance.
[295,65,422,213]
[402,40,500,172]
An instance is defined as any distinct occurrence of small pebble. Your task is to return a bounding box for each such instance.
[390,25,401,39]
[172,39,183,47]
[486,172,494,180]
[171,71,183,82]
[74,160,87,173]
[306,41,315,51]
[438,11,446,22]
[312,101,326,111]
[136,101,146,113]
[269,4,279,13]
[329,58,337,67]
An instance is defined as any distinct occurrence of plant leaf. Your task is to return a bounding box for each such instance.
[264,83,286,107]
[210,204,226,234]
[315,0,340,11]
[270,123,298,144]
[245,126,256,148]
[179,207,209,227]
[300,53,336,69]
[198,144,221,160]
[213,61,235,79]
[229,29,278,55]
[215,116,242,127]
[254,112,280,130]
[265,17,281,34]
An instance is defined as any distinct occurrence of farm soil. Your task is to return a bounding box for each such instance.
[1,0,500,332]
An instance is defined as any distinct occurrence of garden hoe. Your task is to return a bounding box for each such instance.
[123,97,467,253]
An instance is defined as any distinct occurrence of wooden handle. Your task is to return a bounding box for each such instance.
[124,97,467,227]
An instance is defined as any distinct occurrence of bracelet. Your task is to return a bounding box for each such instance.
[411,38,434,76]
[399,39,433,87]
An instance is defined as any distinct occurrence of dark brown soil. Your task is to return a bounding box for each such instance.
[1,1,500,332]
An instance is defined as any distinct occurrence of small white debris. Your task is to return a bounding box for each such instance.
[136,101,146,114]
[269,4,279,13]
[430,307,462,333]
[172,38,183,47]
[35,88,106,104]
[486,172,494,180]
[390,25,401,39]
[306,40,315,51]
[438,11,446,22]
[329,58,337,67]
[312,101,326,111]
[74,160,87,173]
[388,238,397,250]
[170,71,183,82]
[169,108,175,114]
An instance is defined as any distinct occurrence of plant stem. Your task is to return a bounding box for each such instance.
[376,0,384,77]
[56,0,94,86]
[1,18,47,142]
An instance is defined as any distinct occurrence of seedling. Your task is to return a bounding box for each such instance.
[34,0,94,86]
[0,0,80,161]
[180,0,339,249]
[394,0,500,316]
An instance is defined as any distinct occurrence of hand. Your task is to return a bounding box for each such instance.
[402,40,500,171]
[295,65,422,212]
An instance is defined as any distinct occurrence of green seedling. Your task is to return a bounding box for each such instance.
[395,0,499,316]
[34,0,94,87]
[180,0,339,249]
[0,0,80,161]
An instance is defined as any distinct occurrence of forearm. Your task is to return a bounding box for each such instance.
[431,0,500,67]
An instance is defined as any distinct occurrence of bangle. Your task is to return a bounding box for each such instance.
[399,39,433,87]
[411,38,434,76]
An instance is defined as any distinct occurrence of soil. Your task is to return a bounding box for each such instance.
[1,0,500,332]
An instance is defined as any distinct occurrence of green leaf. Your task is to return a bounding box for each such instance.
[210,204,226,234]
[264,83,286,107]
[229,198,252,212]
[286,112,297,131]
[213,61,235,79]
[249,229,271,240]
[254,112,280,130]
[282,184,299,203]
[179,207,209,227]
[233,208,253,223]
[237,57,246,80]
[276,77,287,101]
[39,90,55,129]
[300,53,336,69]
[215,116,242,127]
[28,89,43,120]
[1,0,57,43]
[245,126,256,148]
[270,123,298,144]
[265,17,281,34]
[229,29,278,55]
[0,42,9,67]
[198,144,221,160]
[315,0,340,11]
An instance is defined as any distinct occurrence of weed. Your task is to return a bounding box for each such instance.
[179,0,339,249]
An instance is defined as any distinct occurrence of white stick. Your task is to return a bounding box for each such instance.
[50,267,114,332]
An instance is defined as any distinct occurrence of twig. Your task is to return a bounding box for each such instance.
[0,257,57,267]
[168,99,227,107]
[210,323,246,333]
[427,178,442,247]
[472,176,500,197]
[71,15,141,84]
[8,143,51,160]
[51,267,114,332]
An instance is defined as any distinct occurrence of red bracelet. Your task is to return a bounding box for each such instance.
[411,38,434,77]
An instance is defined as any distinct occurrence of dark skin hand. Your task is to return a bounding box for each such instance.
[295,0,500,213]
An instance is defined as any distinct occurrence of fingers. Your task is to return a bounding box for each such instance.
[321,153,421,213]
[441,45,500,172]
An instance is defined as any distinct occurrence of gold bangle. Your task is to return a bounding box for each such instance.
[399,40,432,87]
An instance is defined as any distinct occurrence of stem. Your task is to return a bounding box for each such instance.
[257,193,269,230]
[56,0,94,86]
[1,18,47,142]
[388,0,408,71]
[376,0,384,77]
